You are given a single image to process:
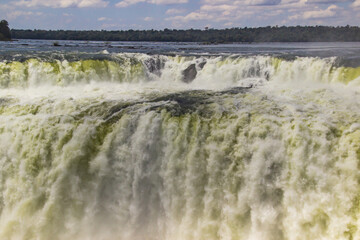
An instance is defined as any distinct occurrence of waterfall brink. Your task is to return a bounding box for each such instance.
[0,54,359,88]
[0,53,360,240]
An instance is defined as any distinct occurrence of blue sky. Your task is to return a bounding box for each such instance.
[1,0,359,30]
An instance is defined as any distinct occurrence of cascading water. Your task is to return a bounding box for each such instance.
[0,49,360,240]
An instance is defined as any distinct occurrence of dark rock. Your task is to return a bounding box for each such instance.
[265,71,270,81]
[144,57,165,77]
[182,64,197,83]
[198,61,206,70]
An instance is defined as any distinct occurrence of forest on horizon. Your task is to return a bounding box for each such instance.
[5,24,360,43]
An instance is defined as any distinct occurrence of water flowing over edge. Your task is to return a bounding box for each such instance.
[0,53,360,240]
[0,53,359,89]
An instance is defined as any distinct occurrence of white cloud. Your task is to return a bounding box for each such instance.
[289,4,339,20]
[202,0,231,4]
[0,4,15,11]
[98,17,111,21]
[352,0,360,7]
[305,0,350,3]
[303,4,338,18]
[245,0,281,5]
[262,9,284,16]
[177,0,347,26]
[280,0,300,4]
[167,1,278,24]
[165,8,186,14]
[14,0,109,8]
[6,10,43,20]
[115,0,144,7]
[144,16,153,21]
[203,0,284,6]
[153,0,187,3]
[200,4,234,12]
[166,11,213,22]
[115,0,187,7]
[78,0,108,7]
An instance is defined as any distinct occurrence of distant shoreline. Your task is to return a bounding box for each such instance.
[11,26,360,43]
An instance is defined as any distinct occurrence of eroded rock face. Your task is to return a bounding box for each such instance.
[144,57,165,77]
[198,61,206,70]
[182,64,197,83]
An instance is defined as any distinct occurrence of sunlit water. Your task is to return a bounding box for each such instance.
[0,40,360,240]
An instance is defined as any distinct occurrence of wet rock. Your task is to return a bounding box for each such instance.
[182,64,197,83]
[198,61,206,70]
[265,71,270,81]
[144,57,165,77]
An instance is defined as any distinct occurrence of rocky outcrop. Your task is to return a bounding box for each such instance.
[198,61,206,70]
[144,57,165,77]
[181,61,207,83]
[182,64,197,83]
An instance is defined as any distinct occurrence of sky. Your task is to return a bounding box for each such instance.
[0,0,360,30]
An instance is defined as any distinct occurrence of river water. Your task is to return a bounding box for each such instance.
[0,40,360,240]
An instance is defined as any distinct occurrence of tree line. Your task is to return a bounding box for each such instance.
[8,25,360,43]
[0,20,11,41]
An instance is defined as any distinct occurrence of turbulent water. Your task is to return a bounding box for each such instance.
[0,41,360,240]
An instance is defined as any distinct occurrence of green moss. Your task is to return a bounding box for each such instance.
[344,224,357,240]
[302,210,330,232]
[271,57,283,72]
[336,66,360,84]
[0,61,29,88]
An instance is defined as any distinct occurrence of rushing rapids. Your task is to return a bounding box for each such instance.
[0,52,360,240]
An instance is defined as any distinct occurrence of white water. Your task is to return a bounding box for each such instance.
[0,53,359,240]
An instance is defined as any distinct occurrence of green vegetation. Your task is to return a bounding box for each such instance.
[0,20,11,41]
[10,25,360,42]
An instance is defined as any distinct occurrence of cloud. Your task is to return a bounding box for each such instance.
[289,4,339,19]
[166,11,213,22]
[179,0,348,27]
[202,0,283,6]
[303,4,338,18]
[352,0,360,7]
[305,0,351,3]
[144,16,153,21]
[165,8,186,14]
[115,0,187,7]
[98,17,111,21]
[264,9,284,16]
[245,0,281,5]
[0,4,15,11]
[200,4,234,12]
[280,0,300,4]
[167,1,275,24]
[115,0,144,7]
[78,0,108,7]
[14,0,109,8]
[6,10,43,20]
[166,2,258,24]
[100,23,125,29]
[202,0,232,4]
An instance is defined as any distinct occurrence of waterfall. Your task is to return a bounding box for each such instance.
[0,53,359,240]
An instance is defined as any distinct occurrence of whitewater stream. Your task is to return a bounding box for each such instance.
[0,40,360,240]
